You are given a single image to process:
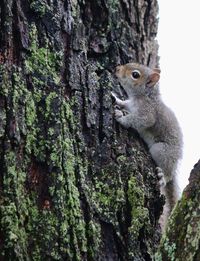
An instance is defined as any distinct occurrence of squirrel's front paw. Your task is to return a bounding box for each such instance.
[114,109,123,119]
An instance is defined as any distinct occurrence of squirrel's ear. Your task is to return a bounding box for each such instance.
[154,68,161,74]
[146,72,160,87]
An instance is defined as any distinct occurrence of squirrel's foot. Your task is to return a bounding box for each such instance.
[114,109,123,119]
[156,167,166,187]
[114,104,121,110]
[114,105,128,115]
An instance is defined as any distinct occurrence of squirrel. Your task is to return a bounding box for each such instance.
[111,62,183,229]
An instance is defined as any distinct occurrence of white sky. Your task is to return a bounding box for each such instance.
[157,0,200,192]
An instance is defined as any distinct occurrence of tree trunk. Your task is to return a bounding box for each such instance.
[156,160,200,261]
[0,0,161,260]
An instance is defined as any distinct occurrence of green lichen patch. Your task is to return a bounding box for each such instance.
[0,151,29,260]
[30,0,49,17]
[91,165,126,222]
[127,176,149,238]
[86,220,101,259]
[0,35,88,259]
[156,190,200,260]
[0,0,161,259]
[25,23,62,86]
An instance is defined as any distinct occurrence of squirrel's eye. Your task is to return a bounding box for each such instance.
[131,70,141,79]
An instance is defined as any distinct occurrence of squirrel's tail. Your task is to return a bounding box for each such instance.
[159,177,180,230]
[165,177,180,211]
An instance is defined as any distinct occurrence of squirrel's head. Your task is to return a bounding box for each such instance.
[115,63,160,96]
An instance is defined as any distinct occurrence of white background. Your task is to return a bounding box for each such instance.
[157,0,200,192]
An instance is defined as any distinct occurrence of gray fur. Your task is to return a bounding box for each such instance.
[112,63,183,228]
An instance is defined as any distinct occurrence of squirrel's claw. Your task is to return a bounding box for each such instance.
[156,167,166,187]
[111,91,118,101]
[114,109,123,119]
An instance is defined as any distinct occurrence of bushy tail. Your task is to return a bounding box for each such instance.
[165,178,179,211]
[159,177,179,230]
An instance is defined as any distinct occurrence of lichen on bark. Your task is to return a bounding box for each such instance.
[0,0,162,260]
[156,160,200,261]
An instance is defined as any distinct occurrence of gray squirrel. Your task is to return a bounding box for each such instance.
[111,62,183,228]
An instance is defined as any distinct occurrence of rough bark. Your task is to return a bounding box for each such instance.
[156,160,200,261]
[0,0,162,260]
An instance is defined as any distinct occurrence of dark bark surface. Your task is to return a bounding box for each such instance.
[0,0,162,260]
[156,160,200,261]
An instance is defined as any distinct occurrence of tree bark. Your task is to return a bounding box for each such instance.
[0,0,161,260]
[156,160,200,261]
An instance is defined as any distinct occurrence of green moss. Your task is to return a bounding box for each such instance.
[0,65,9,96]
[0,65,7,136]
[22,22,64,160]
[127,176,149,238]
[71,0,79,18]
[26,96,37,127]
[27,40,87,256]
[25,23,62,86]
[0,19,89,259]
[0,109,6,138]
[87,221,101,259]
[43,95,88,260]
[0,151,29,259]
[156,190,200,260]
[1,67,37,155]
[0,66,38,158]
[25,94,38,155]
[108,0,119,11]
[0,67,36,258]
[30,0,48,17]
[164,240,176,261]
[91,165,126,223]
[45,92,58,119]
